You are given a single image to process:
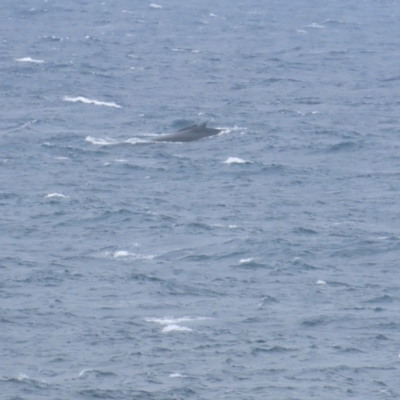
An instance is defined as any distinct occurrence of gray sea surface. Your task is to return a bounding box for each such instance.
[1,0,400,399]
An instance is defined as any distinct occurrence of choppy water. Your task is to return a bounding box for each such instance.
[2,0,400,399]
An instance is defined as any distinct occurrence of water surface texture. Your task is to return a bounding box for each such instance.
[2,1,400,399]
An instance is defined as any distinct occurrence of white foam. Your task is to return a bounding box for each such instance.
[306,23,325,28]
[112,250,153,260]
[11,119,38,132]
[124,138,150,144]
[85,136,150,146]
[45,193,68,199]
[16,57,44,63]
[63,96,121,108]
[297,110,319,116]
[113,250,130,258]
[162,325,192,333]
[17,373,30,381]
[79,369,93,377]
[170,373,185,378]
[85,136,118,146]
[145,316,208,325]
[149,3,162,8]
[225,125,246,134]
[317,280,327,285]
[229,225,238,229]
[239,258,254,264]
[97,250,153,260]
[146,316,209,333]
[224,157,248,164]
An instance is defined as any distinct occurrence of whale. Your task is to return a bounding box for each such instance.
[153,122,222,142]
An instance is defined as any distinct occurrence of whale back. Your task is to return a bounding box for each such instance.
[177,124,197,132]
[153,122,221,142]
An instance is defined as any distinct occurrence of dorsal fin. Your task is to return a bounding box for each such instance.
[199,122,207,128]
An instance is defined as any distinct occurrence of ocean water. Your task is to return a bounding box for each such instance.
[2,0,400,398]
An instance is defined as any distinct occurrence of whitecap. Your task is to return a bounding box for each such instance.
[45,193,68,199]
[162,325,192,333]
[317,280,327,285]
[63,96,121,108]
[224,157,249,164]
[149,3,162,8]
[16,57,44,63]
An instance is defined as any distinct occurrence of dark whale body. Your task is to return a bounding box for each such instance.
[153,122,222,142]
